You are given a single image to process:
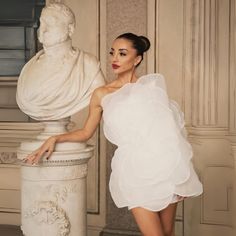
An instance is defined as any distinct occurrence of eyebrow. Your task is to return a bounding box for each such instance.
[110,48,128,51]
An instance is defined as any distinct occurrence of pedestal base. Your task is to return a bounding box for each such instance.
[17,120,94,236]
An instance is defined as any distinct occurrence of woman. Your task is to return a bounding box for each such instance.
[25,33,203,236]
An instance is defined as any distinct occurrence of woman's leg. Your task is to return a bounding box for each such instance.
[159,203,178,236]
[131,207,164,236]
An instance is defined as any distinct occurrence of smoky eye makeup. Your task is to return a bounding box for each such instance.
[119,52,127,56]
[109,48,128,56]
[119,49,128,56]
[109,48,114,55]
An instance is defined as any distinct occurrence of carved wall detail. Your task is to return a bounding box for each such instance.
[24,201,70,236]
[191,0,230,127]
[0,152,17,164]
[229,0,236,132]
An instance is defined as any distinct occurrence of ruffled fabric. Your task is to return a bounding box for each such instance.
[101,73,203,211]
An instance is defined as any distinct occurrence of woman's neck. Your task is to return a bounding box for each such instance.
[116,70,138,86]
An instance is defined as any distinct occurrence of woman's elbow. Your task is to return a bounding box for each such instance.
[82,130,94,141]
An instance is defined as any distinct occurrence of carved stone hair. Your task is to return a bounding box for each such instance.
[116,32,151,67]
[44,2,76,28]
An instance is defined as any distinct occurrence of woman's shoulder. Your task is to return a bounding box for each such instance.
[92,86,108,99]
[93,81,118,95]
[92,83,119,106]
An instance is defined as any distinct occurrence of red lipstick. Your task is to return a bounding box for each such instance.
[112,64,120,69]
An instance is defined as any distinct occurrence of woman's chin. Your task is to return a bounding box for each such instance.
[112,69,120,74]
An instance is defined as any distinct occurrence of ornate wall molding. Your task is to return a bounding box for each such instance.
[0,122,44,146]
[0,152,17,164]
[191,0,231,127]
[147,0,157,73]
[229,0,236,133]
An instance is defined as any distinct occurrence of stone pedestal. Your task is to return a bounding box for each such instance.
[17,120,93,236]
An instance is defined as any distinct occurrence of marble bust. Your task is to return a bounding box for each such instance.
[16,3,105,120]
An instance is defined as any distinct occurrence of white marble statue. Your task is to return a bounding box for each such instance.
[16,3,102,235]
[16,2,105,120]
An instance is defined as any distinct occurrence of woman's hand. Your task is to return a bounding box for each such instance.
[22,88,104,165]
[24,136,57,165]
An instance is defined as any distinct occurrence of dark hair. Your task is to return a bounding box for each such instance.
[116,32,150,67]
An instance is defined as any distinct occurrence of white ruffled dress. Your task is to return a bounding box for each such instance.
[101,73,203,211]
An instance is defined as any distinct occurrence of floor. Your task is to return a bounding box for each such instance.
[0,225,23,236]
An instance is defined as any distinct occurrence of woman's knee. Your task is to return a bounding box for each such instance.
[162,225,174,236]
[131,207,164,236]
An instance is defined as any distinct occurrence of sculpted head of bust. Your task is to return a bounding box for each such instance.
[38,3,76,47]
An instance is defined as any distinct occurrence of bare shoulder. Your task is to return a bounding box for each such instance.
[91,86,110,107]
[93,86,110,98]
[92,82,120,107]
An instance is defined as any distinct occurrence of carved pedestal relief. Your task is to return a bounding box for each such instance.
[20,164,89,236]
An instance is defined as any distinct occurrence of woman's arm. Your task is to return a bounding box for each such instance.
[25,88,104,164]
[55,88,103,142]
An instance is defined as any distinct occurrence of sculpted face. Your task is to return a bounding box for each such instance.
[38,8,71,47]
[109,38,141,75]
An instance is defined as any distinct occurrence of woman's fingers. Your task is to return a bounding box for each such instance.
[45,149,53,160]
[22,148,46,165]
[22,137,56,165]
[25,154,37,165]
[32,153,43,164]
[22,153,37,164]
[32,148,49,164]
[22,149,39,162]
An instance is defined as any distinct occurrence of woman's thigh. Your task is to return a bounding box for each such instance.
[131,207,164,236]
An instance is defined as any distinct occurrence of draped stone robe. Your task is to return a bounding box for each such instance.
[16,48,105,120]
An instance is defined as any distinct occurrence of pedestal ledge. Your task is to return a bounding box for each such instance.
[17,141,94,166]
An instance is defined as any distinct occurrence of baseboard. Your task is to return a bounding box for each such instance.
[0,224,23,236]
[100,228,141,236]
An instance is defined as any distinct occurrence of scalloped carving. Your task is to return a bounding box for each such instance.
[0,152,17,164]
[24,201,70,236]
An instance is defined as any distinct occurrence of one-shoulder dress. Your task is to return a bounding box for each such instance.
[101,73,203,211]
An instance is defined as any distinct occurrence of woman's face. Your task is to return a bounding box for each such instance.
[109,38,141,75]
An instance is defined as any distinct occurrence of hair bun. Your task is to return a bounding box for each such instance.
[139,36,150,52]
[116,32,151,67]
